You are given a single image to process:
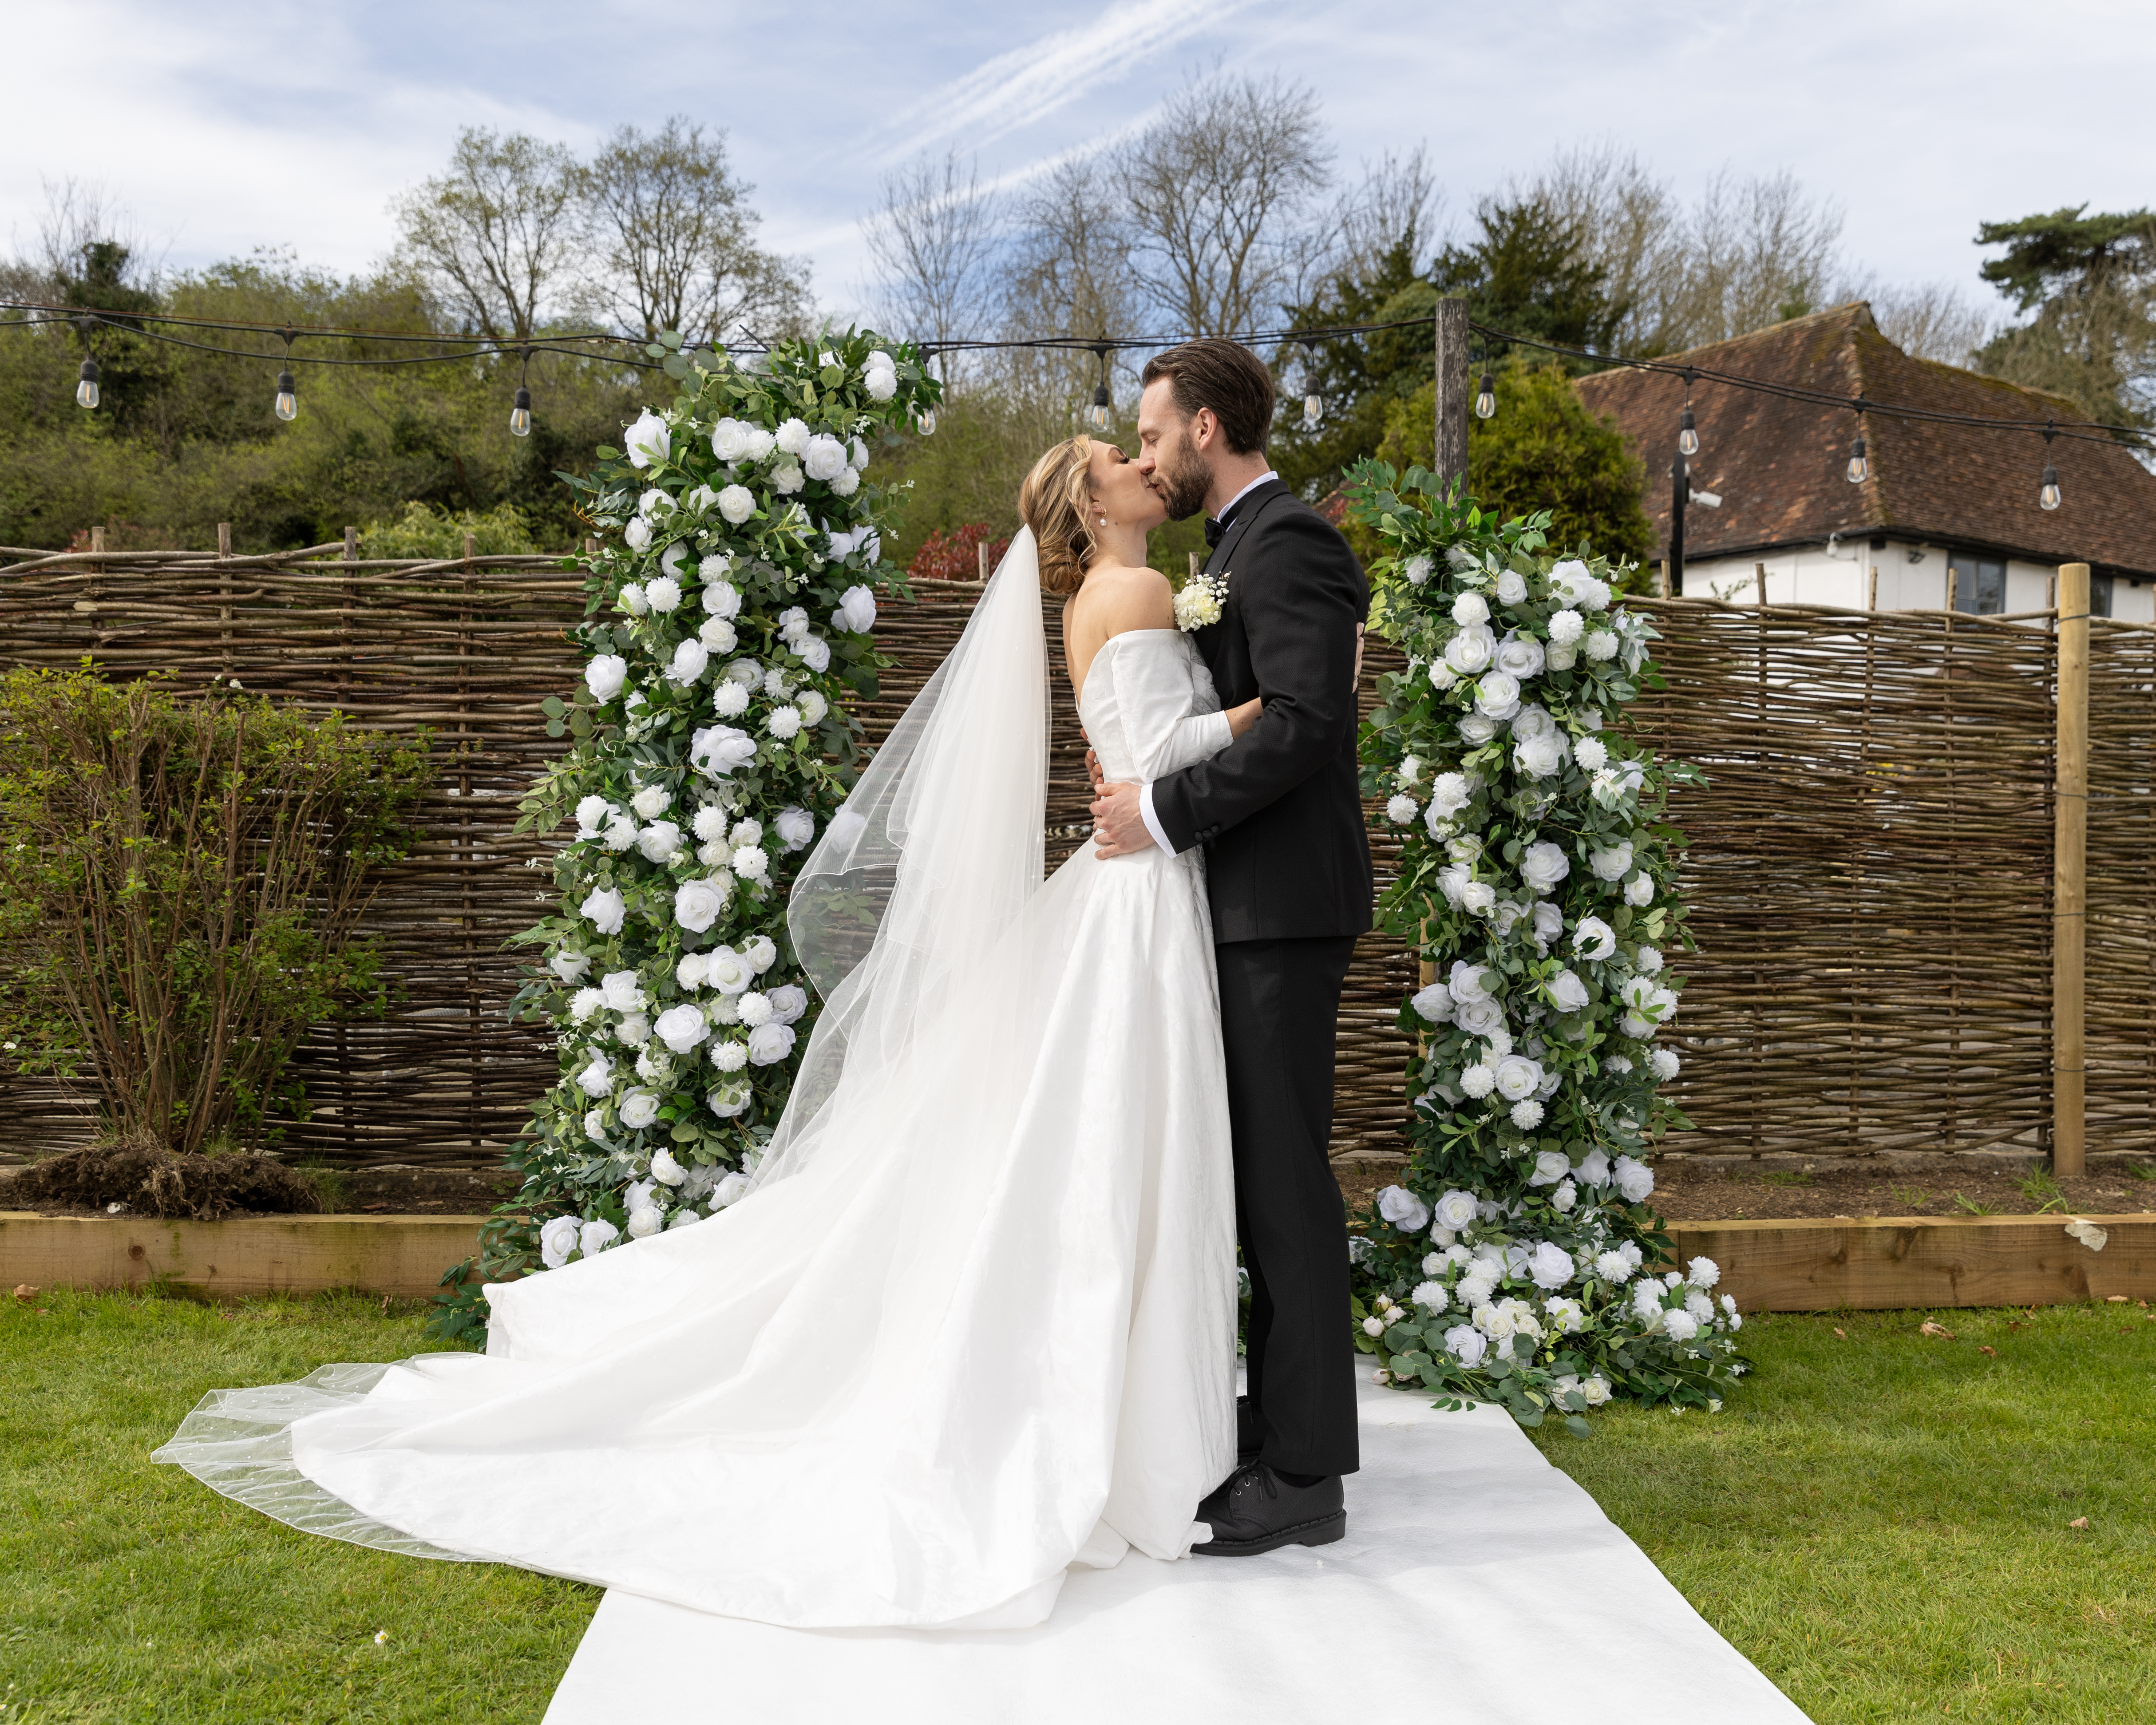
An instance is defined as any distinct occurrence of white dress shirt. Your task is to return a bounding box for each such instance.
[1135,471,1277,855]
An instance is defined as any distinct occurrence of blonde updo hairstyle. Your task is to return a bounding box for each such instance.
[1017,435,1097,597]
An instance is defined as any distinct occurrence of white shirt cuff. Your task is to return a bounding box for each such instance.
[1138,781,1176,855]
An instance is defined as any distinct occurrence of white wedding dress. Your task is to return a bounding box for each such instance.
[155,534,1240,1631]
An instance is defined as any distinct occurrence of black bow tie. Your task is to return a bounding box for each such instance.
[1203,517,1225,548]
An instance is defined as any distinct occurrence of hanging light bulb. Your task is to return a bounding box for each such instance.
[1302,390,1324,431]
[275,369,298,421]
[918,409,938,436]
[1677,406,1700,457]
[510,385,532,438]
[1845,431,1869,484]
[1474,370,1496,419]
[1085,382,1113,433]
[2037,424,2061,510]
[75,356,100,411]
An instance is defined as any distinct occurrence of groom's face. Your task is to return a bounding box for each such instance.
[1137,379,1214,522]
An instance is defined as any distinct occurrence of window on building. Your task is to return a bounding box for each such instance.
[1949,554,2005,615]
[2089,572,2114,617]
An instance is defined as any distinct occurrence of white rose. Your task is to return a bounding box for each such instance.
[665,638,708,686]
[635,820,682,863]
[653,1003,710,1055]
[580,886,626,936]
[1412,1280,1450,1312]
[774,417,811,456]
[1460,879,1496,917]
[767,707,802,741]
[539,1215,583,1269]
[1433,1190,1479,1233]
[1572,915,1617,960]
[717,485,756,525]
[731,819,765,848]
[624,409,670,469]
[1511,704,1556,742]
[1385,793,1419,825]
[710,418,752,463]
[1473,671,1521,720]
[1454,997,1505,1039]
[615,1012,650,1048]
[1552,1180,1578,1213]
[1581,1150,1613,1187]
[797,689,829,725]
[597,970,643,1012]
[1546,642,1578,671]
[1410,983,1454,1024]
[775,807,815,851]
[1614,1155,1656,1203]
[618,1089,661,1130]
[625,1204,664,1239]
[1443,624,1496,675]
[649,1147,689,1188]
[1583,629,1620,661]
[1443,1325,1490,1368]
[1448,961,1492,1004]
[1494,569,1527,605]
[770,460,805,495]
[629,785,669,822]
[1590,842,1635,882]
[692,620,736,661]
[578,1218,620,1257]
[1515,731,1567,779]
[704,948,752,996]
[551,948,591,983]
[767,984,807,1025]
[1531,901,1563,949]
[803,433,849,482]
[1451,591,1489,626]
[575,1052,615,1097]
[623,519,653,553]
[1625,874,1656,907]
[746,1021,796,1065]
[833,584,878,634]
[585,655,629,702]
[1547,969,1591,1013]
[1548,608,1585,645]
[690,724,757,779]
[1528,1241,1577,1290]
[675,952,710,990]
[1519,841,1571,895]
[1428,661,1460,692]
[795,635,831,673]
[1495,633,1545,678]
[702,579,742,620]
[711,1171,755,1207]
[1527,1149,1571,1186]
[1376,1185,1433,1232]
[1493,1054,1543,1102]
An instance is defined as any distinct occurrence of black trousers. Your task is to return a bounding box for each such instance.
[1216,935,1361,1478]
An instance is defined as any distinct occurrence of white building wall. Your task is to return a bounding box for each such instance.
[1677,539,2156,624]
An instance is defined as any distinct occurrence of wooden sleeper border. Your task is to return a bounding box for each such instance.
[6,1210,2154,1311]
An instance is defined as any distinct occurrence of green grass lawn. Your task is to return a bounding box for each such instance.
[1530,1302,2156,1723]
[1,1289,593,1724]
[5,1289,2152,1723]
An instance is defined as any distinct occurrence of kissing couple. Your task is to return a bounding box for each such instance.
[159,337,1376,1630]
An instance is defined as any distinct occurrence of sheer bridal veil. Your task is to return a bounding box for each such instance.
[761,530,1050,1187]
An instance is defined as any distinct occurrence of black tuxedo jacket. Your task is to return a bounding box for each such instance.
[1151,478,1373,944]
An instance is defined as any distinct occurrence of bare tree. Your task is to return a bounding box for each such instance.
[1116,71,1333,336]
[993,156,1142,411]
[574,119,810,345]
[1333,146,1441,283]
[1523,145,1680,352]
[1676,169,1846,344]
[391,128,579,341]
[1859,279,1995,365]
[863,150,1002,375]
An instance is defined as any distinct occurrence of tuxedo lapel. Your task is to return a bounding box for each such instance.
[1192,480,1288,682]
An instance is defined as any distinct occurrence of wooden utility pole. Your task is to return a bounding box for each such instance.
[2053,561,2090,1175]
[1433,298,1470,492]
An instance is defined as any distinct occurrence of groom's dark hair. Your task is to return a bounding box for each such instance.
[1141,339,1274,455]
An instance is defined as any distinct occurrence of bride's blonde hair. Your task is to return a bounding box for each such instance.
[1017,435,1096,597]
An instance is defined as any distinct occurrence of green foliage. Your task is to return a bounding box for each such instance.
[1367,359,1655,577]
[0,669,433,1151]
[1433,195,1626,358]
[1974,205,2156,433]
[1977,205,2156,313]
[357,500,543,559]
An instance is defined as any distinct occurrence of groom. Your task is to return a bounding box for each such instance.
[1090,337,1372,1555]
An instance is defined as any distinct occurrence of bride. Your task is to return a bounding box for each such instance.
[156,433,1262,1631]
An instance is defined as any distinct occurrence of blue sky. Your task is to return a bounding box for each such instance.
[8,0,2152,328]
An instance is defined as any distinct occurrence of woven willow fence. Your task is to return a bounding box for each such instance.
[0,543,2144,1169]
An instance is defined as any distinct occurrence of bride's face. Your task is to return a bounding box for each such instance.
[1088,440,1167,535]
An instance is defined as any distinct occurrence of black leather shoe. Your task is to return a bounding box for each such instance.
[1235,1394,1260,1465]
[1193,1462,1345,1557]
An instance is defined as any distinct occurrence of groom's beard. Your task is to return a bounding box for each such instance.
[1151,427,1212,522]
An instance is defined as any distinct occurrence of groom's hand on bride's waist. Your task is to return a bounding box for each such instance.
[1090,781,1156,859]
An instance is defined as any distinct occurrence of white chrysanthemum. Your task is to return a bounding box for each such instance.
[1411,1280,1450,1312]
[736,990,773,1028]
[863,355,898,400]
[1426,771,1473,819]
[1687,1255,1721,1289]
[1583,629,1620,661]
[1403,554,1434,585]
[568,987,604,1023]
[710,680,750,720]
[690,805,728,843]
[1509,1098,1544,1128]
[774,417,811,456]
[1663,1308,1700,1343]
[1385,793,1418,824]
[1593,1249,1633,1283]
[830,465,861,497]
[645,575,682,613]
[1650,1047,1682,1081]
[767,707,802,740]
[1548,607,1585,644]
[731,844,769,882]
[1573,734,1609,772]
[1457,1063,1495,1100]
[709,1040,749,1072]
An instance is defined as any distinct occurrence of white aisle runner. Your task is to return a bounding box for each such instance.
[545,1377,1810,1724]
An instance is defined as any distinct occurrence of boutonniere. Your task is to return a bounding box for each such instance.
[1174,568,1228,632]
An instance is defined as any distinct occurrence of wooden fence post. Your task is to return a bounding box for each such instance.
[978,538,992,582]
[1433,299,1469,493]
[2054,561,2090,1175]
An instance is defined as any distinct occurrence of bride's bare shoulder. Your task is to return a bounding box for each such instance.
[1066,562,1173,637]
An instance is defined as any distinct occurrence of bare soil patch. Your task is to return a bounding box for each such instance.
[0,1158,519,1219]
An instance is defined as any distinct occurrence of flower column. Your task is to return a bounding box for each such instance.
[1340,458,1746,1432]
[443,334,939,1319]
